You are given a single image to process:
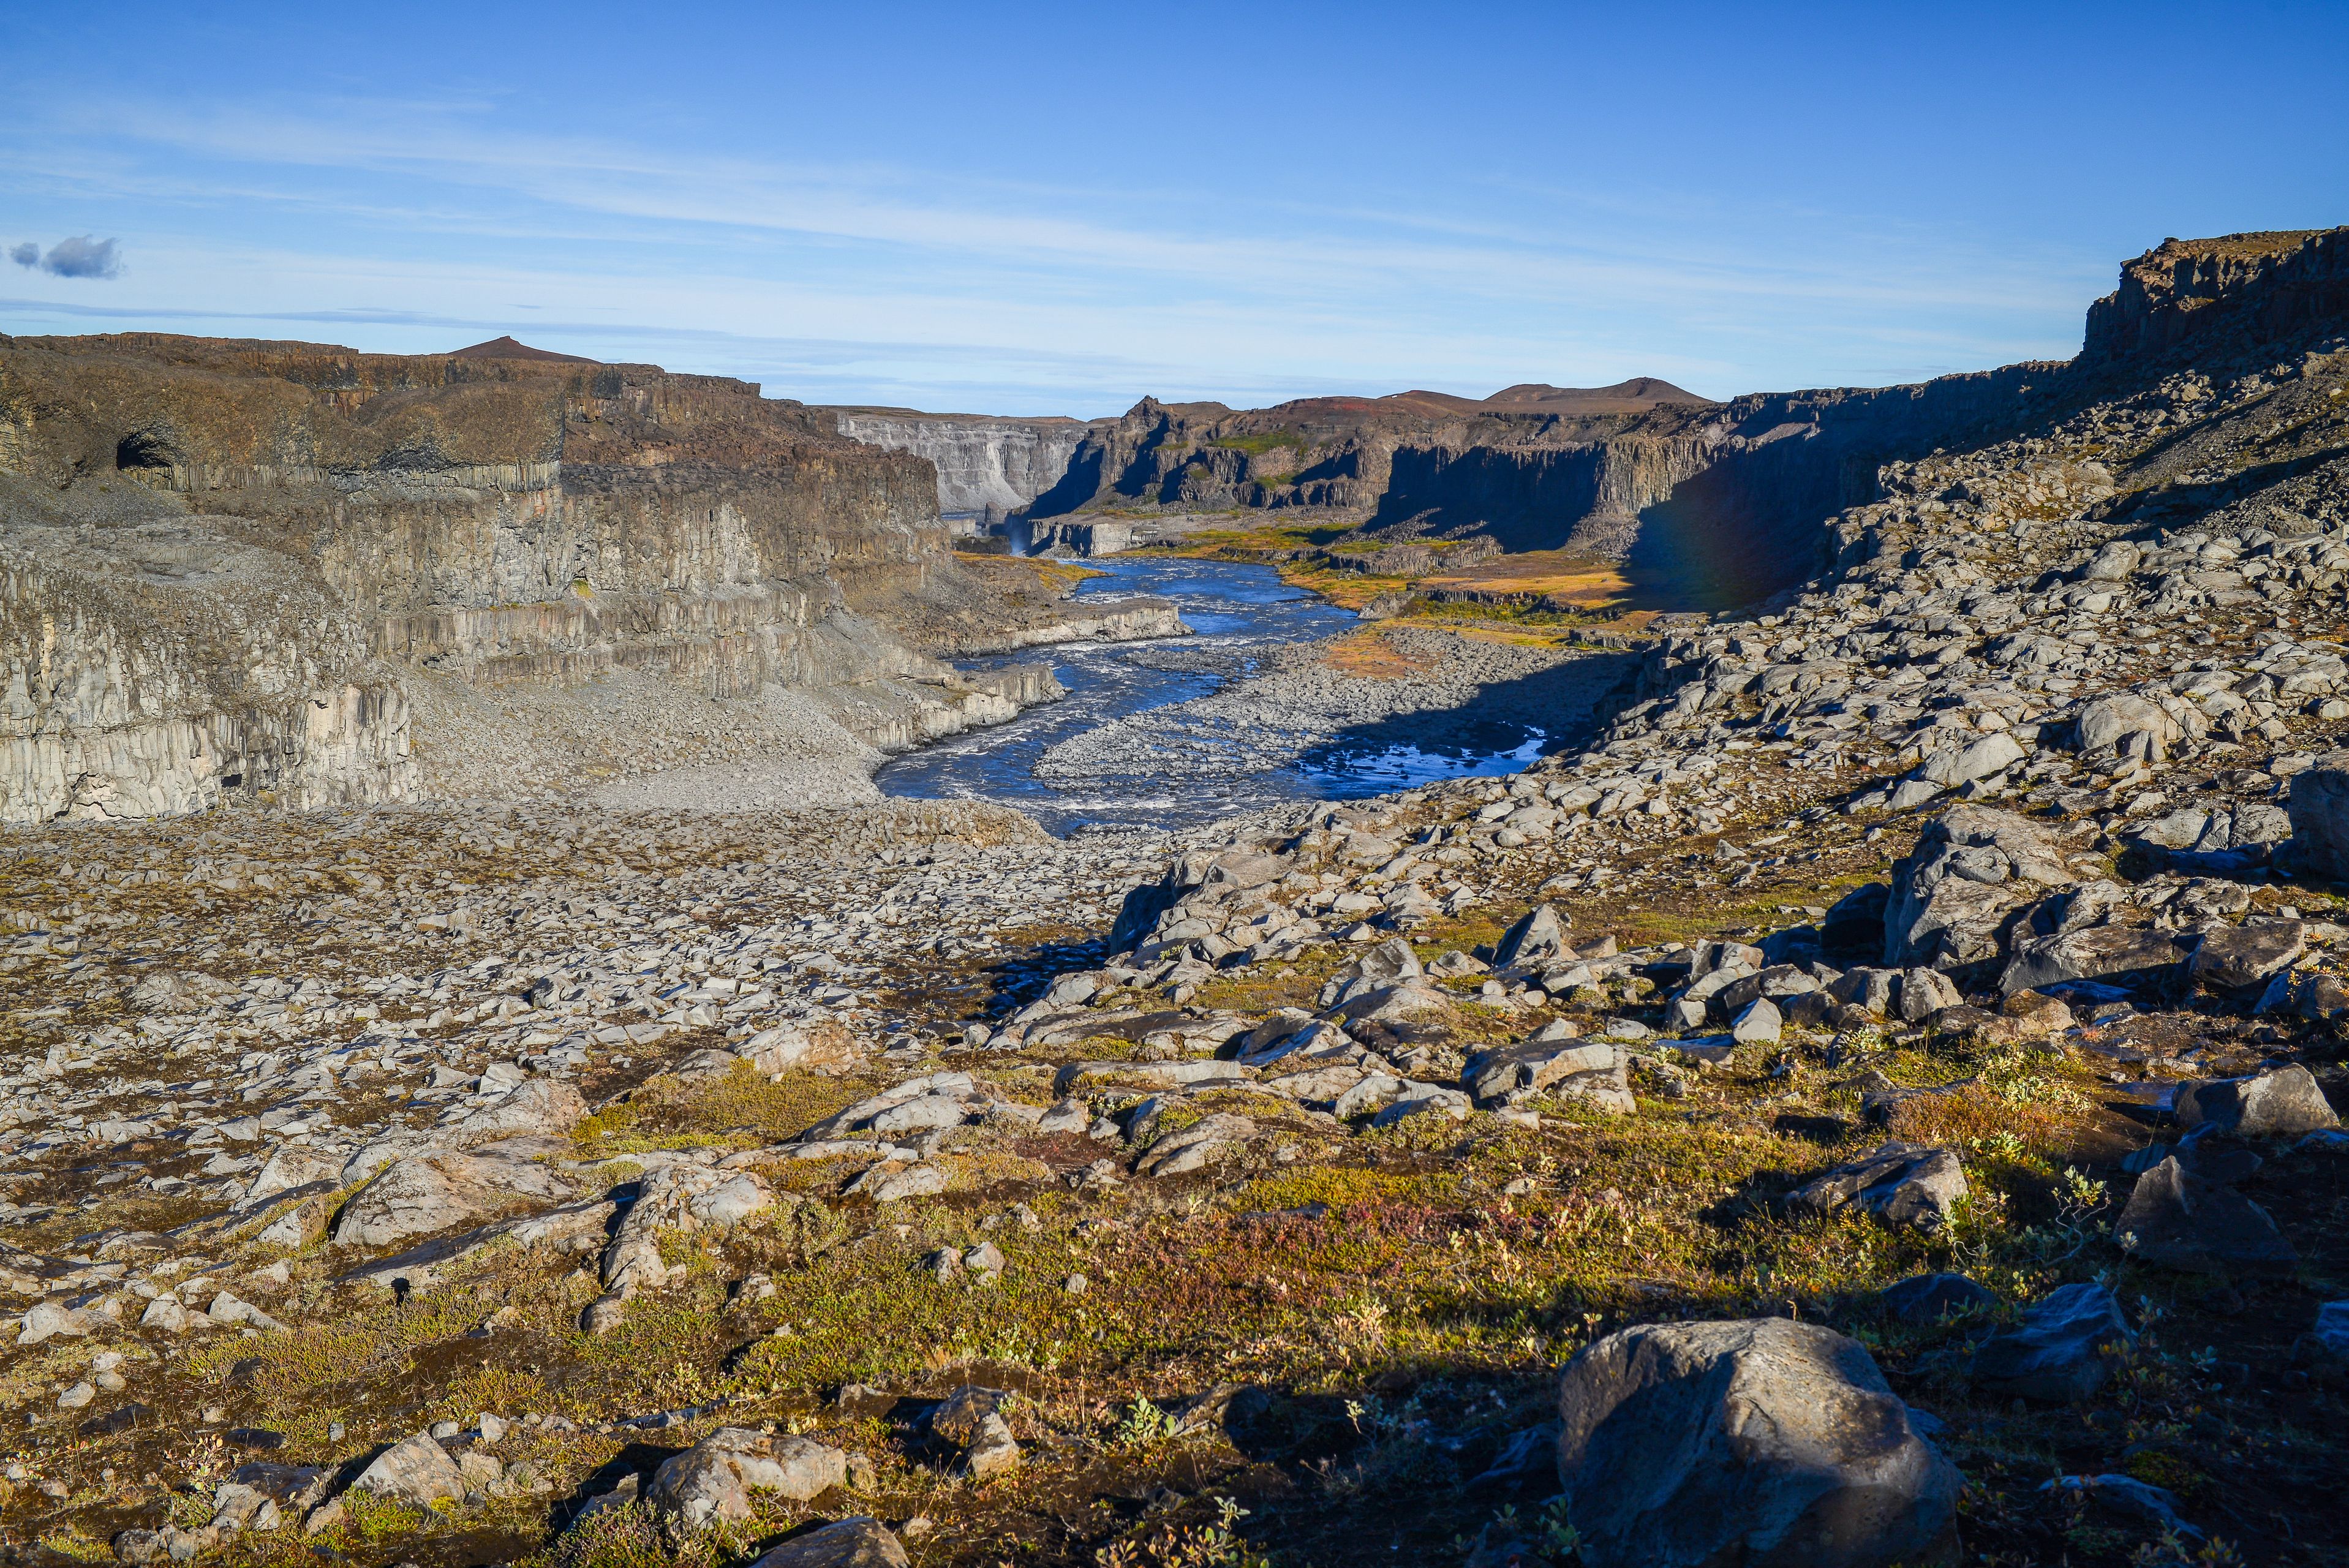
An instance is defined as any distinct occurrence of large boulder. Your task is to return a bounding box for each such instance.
[2132,802,2293,869]
[330,1150,573,1249]
[2287,748,2349,879]
[1112,848,1287,951]
[1494,903,1568,969]
[601,1161,779,1299]
[2175,1065,2340,1137]
[449,1078,587,1144]
[2188,921,2307,993]
[747,1519,911,1568]
[351,1431,466,1507]
[738,1020,864,1076]
[1915,730,2026,790]
[1554,1317,1958,1568]
[1970,1283,2133,1402]
[1461,1038,1631,1112]
[1998,925,2192,997]
[1788,1143,1968,1231]
[2075,692,2184,754]
[1318,938,1423,1007]
[1885,807,2073,970]
[646,1428,846,1531]
[2114,1155,2297,1276]
[1133,1113,1261,1178]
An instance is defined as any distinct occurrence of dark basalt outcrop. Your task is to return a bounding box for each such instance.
[2080,228,2349,371]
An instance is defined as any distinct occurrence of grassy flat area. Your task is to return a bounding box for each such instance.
[1117,516,1681,638]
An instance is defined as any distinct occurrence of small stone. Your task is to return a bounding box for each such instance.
[964,1411,1020,1479]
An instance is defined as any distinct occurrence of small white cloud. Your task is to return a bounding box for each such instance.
[41,236,123,279]
[8,243,37,268]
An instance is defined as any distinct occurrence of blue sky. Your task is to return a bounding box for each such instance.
[2,1,2342,415]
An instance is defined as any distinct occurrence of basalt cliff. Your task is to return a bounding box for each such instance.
[0,337,1176,824]
[857,232,2349,610]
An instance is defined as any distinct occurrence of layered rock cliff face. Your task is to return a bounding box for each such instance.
[1008,230,2349,605]
[0,336,1103,824]
[2081,228,2349,371]
[829,410,1107,514]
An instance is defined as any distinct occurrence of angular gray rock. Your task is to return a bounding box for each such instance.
[351,1431,466,1506]
[1789,1143,1969,1231]
[2188,921,2307,992]
[1319,938,1423,1006]
[747,1518,911,1568]
[1876,1273,1997,1324]
[1998,925,2192,997]
[331,1150,573,1249]
[1970,1283,2133,1402]
[1915,729,2024,789]
[450,1078,589,1145]
[2286,748,2349,878]
[2291,1301,2349,1384]
[2114,1155,2297,1276]
[1133,1113,1259,1178]
[1730,997,1783,1044]
[1885,806,2072,970]
[1460,1038,1631,1113]
[962,1412,1020,1479]
[1898,967,1963,1023]
[1494,903,1567,968]
[2076,692,2182,754]
[1555,1317,1958,1568]
[930,1385,1009,1447]
[2174,1065,2340,1136]
[647,1427,846,1531]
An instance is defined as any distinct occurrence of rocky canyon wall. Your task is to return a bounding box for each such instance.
[991,231,2348,605]
[0,335,1079,824]
[2081,228,2349,371]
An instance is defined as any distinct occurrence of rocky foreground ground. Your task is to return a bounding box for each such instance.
[6,316,2349,1567]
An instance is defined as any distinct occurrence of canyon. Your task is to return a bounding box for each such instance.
[0,337,1181,826]
[831,232,2349,618]
[1,228,2348,1568]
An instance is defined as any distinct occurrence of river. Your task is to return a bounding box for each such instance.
[874,556,1555,834]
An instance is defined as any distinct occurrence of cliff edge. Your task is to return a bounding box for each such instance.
[0,336,1131,823]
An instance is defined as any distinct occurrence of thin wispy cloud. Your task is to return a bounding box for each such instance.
[0,62,2224,409]
[64,97,2081,323]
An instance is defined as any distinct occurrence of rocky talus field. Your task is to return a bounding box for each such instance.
[2,231,2349,1568]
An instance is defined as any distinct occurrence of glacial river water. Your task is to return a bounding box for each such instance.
[874,556,1552,834]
